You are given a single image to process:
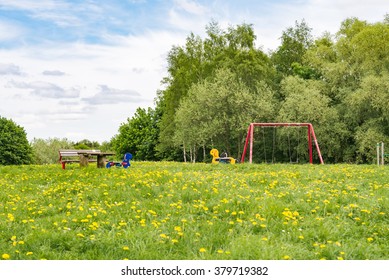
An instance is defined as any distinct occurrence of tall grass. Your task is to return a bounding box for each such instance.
[0,162,387,260]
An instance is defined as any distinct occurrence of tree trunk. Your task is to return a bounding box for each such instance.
[183,143,187,162]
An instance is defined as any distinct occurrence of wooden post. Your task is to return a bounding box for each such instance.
[382,142,384,166]
[377,142,385,166]
[79,154,89,167]
[97,155,106,168]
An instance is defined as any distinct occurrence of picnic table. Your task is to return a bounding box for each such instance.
[59,149,115,169]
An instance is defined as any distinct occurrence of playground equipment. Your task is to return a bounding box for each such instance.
[210,149,236,164]
[241,123,324,164]
[377,142,387,166]
[106,152,132,168]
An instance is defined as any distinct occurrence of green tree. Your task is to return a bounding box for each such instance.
[174,68,276,161]
[158,22,275,157]
[31,138,73,164]
[0,116,33,165]
[277,76,348,162]
[158,33,205,156]
[271,20,314,77]
[346,74,389,162]
[112,107,160,161]
[73,139,100,150]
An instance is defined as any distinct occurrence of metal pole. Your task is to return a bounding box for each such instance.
[377,143,380,166]
[308,125,313,164]
[249,124,254,164]
[241,125,251,163]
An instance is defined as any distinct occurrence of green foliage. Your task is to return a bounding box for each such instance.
[31,138,73,164]
[153,17,389,163]
[271,20,313,76]
[113,107,160,161]
[158,22,275,155]
[174,68,276,161]
[0,116,33,165]
[277,76,348,162]
[73,139,100,150]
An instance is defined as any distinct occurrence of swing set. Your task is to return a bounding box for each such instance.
[241,123,324,164]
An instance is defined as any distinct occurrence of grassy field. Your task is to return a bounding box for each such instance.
[0,162,387,260]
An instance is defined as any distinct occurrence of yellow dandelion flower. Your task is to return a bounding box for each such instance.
[199,248,206,253]
[283,255,291,260]
[298,235,304,240]
[367,237,374,242]
[26,252,33,256]
[174,226,182,232]
[122,246,129,251]
[171,239,179,244]
[2,253,10,260]
[261,237,268,241]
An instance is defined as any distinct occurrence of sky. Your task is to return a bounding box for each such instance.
[0,0,387,143]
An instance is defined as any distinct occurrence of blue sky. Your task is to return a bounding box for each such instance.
[0,0,387,142]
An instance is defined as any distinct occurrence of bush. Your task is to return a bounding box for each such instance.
[0,116,33,165]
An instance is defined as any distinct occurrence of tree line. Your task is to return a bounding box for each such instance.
[1,15,389,165]
[131,16,389,163]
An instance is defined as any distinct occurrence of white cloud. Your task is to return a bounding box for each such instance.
[42,70,66,76]
[82,85,143,105]
[0,63,22,75]
[6,80,80,98]
[0,20,25,41]
[0,0,66,11]
[173,0,208,15]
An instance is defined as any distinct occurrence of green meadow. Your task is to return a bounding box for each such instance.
[0,162,387,260]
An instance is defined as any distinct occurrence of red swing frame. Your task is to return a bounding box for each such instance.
[241,123,324,164]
